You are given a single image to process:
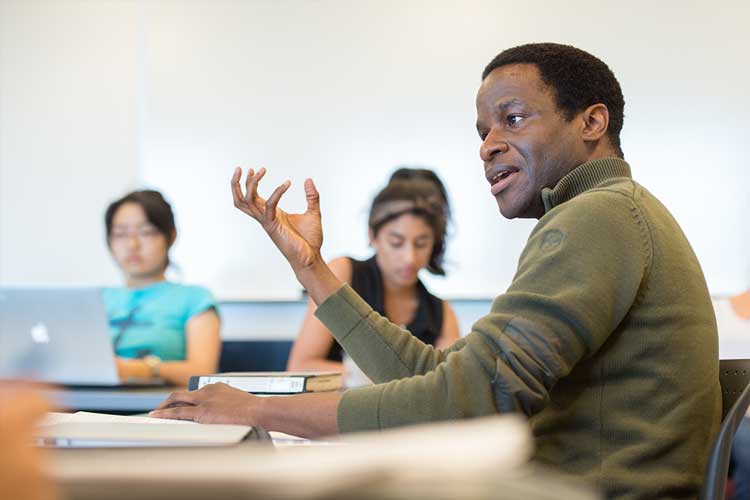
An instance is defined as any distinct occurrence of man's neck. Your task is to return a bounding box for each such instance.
[580,142,621,166]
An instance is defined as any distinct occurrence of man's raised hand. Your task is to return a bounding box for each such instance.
[231,167,324,273]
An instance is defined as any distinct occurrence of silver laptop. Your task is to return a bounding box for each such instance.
[0,288,154,386]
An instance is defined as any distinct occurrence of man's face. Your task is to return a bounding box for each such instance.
[476,63,584,219]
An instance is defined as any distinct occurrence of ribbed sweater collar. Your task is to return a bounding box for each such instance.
[542,157,631,213]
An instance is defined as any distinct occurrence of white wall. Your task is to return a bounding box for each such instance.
[2,0,749,299]
[0,0,142,286]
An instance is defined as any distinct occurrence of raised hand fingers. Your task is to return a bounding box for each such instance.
[231,166,269,218]
[264,180,291,224]
[231,166,297,227]
[230,166,246,208]
[244,167,267,206]
[304,178,320,215]
[231,166,259,216]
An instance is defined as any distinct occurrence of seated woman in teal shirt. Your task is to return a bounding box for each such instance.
[103,190,221,386]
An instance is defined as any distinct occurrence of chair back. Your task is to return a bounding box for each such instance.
[700,358,750,500]
[218,340,293,372]
[719,359,750,419]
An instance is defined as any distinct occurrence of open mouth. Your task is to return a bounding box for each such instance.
[491,170,514,183]
[489,168,519,195]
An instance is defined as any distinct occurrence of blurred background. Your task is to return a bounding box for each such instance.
[1,0,748,311]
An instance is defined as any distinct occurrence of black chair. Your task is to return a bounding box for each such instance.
[218,340,293,372]
[700,359,750,500]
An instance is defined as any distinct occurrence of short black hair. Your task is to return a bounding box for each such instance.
[369,169,450,276]
[105,190,176,245]
[482,43,625,157]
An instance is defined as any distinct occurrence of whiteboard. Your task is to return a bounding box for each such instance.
[2,0,749,299]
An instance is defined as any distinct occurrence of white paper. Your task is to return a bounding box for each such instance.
[40,411,195,427]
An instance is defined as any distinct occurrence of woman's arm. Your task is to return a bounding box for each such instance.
[116,308,221,386]
[158,309,221,385]
[287,257,352,372]
[435,301,461,349]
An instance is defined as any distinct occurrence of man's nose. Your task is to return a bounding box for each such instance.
[480,129,510,162]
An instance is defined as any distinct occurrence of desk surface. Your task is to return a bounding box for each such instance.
[49,387,174,413]
[48,415,599,500]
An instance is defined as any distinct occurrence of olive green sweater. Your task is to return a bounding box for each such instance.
[315,157,721,499]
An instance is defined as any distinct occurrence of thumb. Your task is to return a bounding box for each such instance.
[304,178,320,214]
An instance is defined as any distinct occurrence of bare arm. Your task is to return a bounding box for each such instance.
[435,301,461,349]
[116,309,221,386]
[287,257,353,372]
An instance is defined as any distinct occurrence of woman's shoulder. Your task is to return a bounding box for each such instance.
[327,256,354,283]
[161,283,217,319]
[332,255,381,286]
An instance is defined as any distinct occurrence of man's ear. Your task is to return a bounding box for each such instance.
[368,228,375,246]
[168,229,177,247]
[581,103,609,142]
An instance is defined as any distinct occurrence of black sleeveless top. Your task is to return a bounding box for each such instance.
[326,256,444,362]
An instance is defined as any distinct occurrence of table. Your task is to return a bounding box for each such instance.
[48,414,600,500]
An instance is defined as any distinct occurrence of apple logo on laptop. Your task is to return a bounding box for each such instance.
[30,322,51,344]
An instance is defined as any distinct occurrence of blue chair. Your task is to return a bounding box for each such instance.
[218,340,293,373]
[700,359,750,500]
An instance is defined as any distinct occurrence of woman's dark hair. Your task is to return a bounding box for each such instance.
[388,167,452,221]
[105,189,176,249]
[369,168,450,275]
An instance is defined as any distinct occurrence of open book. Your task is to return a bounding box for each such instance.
[36,412,260,448]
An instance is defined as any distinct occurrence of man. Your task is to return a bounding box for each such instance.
[152,43,720,499]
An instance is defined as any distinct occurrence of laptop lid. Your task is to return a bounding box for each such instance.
[0,288,120,386]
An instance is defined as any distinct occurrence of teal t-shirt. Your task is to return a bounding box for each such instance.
[102,282,216,361]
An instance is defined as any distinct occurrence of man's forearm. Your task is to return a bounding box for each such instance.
[257,391,341,438]
[294,255,344,306]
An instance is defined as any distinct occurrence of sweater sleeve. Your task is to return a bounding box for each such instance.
[314,284,467,384]
[316,190,652,433]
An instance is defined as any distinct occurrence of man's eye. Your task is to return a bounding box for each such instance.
[507,115,523,127]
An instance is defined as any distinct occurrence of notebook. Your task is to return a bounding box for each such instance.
[189,371,343,394]
[36,412,262,448]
